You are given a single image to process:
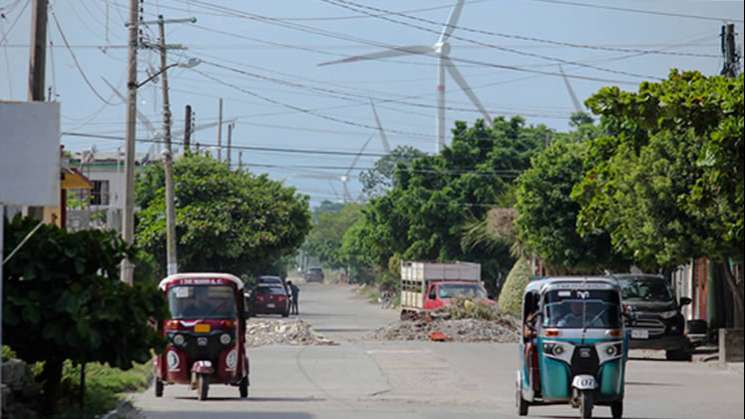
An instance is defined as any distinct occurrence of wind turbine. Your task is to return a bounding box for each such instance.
[320,0,491,153]
[559,65,584,113]
[340,135,375,203]
[369,99,391,153]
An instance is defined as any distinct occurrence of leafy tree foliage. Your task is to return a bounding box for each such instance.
[515,139,627,273]
[572,70,743,324]
[302,202,364,269]
[136,155,311,277]
[359,146,427,198]
[2,216,167,413]
[343,117,549,291]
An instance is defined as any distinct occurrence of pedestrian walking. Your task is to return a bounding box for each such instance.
[287,280,300,315]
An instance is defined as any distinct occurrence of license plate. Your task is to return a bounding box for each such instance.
[267,303,276,308]
[632,329,649,339]
[194,323,211,333]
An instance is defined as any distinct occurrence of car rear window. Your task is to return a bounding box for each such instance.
[257,286,286,295]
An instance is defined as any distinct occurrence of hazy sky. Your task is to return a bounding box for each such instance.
[1,0,743,204]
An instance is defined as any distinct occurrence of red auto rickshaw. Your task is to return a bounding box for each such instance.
[154,273,250,400]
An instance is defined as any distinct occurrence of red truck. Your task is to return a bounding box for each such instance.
[399,261,493,320]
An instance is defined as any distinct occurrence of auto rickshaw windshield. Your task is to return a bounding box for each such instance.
[543,289,622,329]
[168,285,237,319]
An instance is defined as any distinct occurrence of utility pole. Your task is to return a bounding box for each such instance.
[238,150,243,171]
[183,105,192,154]
[120,0,139,285]
[158,15,178,276]
[28,0,48,101]
[721,23,740,78]
[217,98,224,161]
[226,123,233,166]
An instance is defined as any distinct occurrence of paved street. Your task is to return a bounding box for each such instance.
[133,283,745,419]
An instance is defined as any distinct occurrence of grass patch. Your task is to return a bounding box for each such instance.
[52,361,152,419]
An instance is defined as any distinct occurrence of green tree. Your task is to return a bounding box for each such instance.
[136,155,311,277]
[573,70,744,325]
[2,216,167,413]
[359,146,427,198]
[515,139,626,273]
[344,117,549,291]
[302,202,364,269]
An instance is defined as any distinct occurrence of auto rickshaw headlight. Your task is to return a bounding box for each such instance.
[543,343,565,356]
[606,345,617,357]
[220,333,232,345]
[553,344,565,356]
[172,334,186,347]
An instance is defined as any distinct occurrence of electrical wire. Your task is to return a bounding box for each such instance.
[0,0,27,45]
[320,0,662,81]
[324,0,720,59]
[50,9,118,105]
[525,0,744,24]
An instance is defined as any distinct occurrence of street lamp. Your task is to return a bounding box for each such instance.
[120,55,200,284]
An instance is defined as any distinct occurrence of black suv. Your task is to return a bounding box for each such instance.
[612,274,693,361]
[304,267,324,283]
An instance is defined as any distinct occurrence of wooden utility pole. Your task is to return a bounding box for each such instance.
[721,23,740,77]
[183,105,192,154]
[28,0,49,101]
[226,123,233,166]
[120,0,138,285]
[158,15,178,276]
[217,98,224,161]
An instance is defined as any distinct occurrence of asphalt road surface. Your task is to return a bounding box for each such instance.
[133,283,745,419]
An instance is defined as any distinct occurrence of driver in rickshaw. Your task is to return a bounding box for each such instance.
[557,301,585,328]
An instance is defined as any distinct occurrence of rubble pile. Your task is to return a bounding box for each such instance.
[370,316,520,343]
[245,319,336,347]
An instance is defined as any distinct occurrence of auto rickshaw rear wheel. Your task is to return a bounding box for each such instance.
[611,400,623,419]
[154,378,164,398]
[197,374,209,401]
[239,376,249,398]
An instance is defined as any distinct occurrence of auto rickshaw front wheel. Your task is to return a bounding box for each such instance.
[610,400,623,419]
[197,374,209,401]
[154,378,164,398]
[579,390,594,419]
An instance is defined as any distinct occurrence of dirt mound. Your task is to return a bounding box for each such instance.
[245,319,336,347]
[369,317,520,343]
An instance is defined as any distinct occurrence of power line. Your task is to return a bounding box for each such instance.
[0,0,27,45]
[526,0,744,23]
[324,0,719,59]
[50,9,117,105]
[61,131,523,178]
[320,0,662,81]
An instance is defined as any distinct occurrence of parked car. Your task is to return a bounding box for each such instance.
[611,274,693,361]
[247,285,290,317]
[304,267,325,283]
[257,275,287,290]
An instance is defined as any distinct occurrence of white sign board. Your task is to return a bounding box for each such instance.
[0,101,60,206]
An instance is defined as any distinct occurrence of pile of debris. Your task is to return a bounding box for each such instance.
[370,316,520,343]
[245,319,336,347]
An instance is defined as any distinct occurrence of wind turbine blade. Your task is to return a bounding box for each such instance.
[346,135,375,177]
[101,77,158,134]
[559,65,584,113]
[444,58,492,125]
[438,0,465,43]
[370,99,391,153]
[318,45,433,66]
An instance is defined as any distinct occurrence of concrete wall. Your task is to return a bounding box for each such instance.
[719,328,744,364]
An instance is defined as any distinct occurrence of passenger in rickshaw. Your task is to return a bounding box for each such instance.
[523,293,541,393]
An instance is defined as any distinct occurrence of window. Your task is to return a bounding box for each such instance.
[91,180,110,206]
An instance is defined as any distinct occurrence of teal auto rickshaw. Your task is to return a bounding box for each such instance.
[516,277,627,419]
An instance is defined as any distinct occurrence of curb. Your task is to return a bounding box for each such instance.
[99,399,146,419]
